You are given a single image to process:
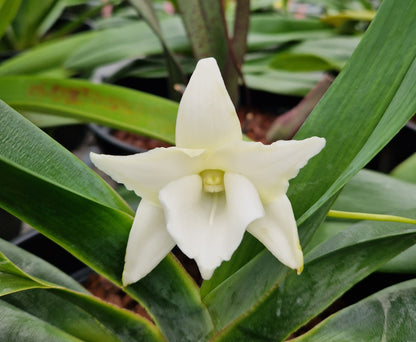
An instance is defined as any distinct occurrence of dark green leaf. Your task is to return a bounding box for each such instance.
[290,0,416,226]
[0,241,164,341]
[0,238,87,294]
[214,216,416,341]
[293,279,416,341]
[0,0,21,40]
[0,300,83,342]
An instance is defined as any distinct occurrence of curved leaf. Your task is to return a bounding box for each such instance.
[0,76,177,143]
[290,0,416,225]
[293,279,416,341]
[64,18,189,72]
[331,169,416,215]
[0,31,97,76]
[213,215,416,341]
[0,300,82,342]
[0,241,164,342]
[0,238,86,294]
[269,37,361,72]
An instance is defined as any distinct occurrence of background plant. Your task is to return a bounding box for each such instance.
[0,0,416,341]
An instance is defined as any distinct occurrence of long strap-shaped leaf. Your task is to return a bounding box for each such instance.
[292,278,416,341]
[0,76,178,143]
[212,214,416,341]
[289,0,416,224]
[0,102,214,341]
[0,239,164,341]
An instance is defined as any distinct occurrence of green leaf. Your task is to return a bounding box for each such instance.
[0,102,213,341]
[269,37,361,72]
[0,0,21,40]
[10,0,57,49]
[0,76,178,143]
[391,152,416,184]
[203,197,336,331]
[331,169,416,215]
[64,18,189,73]
[247,14,334,50]
[293,279,416,341]
[0,238,86,294]
[308,170,416,273]
[213,215,416,341]
[0,31,97,76]
[3,290,164,342]
[0,240,163,342]
[290,0,416,226]
[244,68,323,96]
[0,300,83,342]
[175,0,227,68]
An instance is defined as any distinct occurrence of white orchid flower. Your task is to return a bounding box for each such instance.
[91,58,326,286]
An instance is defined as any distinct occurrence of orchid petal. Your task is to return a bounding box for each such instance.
[247,195,303,272]
[90,148,203,204]
[175,58,242,150]
[122,200,175,286]
[213,137,326,202]
[159,173,264,279]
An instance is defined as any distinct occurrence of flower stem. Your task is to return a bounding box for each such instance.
[327,210,416,225]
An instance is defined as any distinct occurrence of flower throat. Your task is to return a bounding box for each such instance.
[200,169,225,193]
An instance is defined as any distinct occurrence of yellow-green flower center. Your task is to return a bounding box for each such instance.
[200,169,225,193]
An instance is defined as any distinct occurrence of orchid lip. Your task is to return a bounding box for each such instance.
[200,169,225,193]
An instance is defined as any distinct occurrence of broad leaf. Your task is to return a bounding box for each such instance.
[290,0,416,225]
[331,169,416,215]
[213,214,416,341]
[0,76,178,143]
[269,37,361,72]
[0,31,97,76]
[0,301,82,342]
[0,238,86,294]
[64,18,189,72]
[0,241,163,342]
[248,14,334,50]
[293,279,416,341]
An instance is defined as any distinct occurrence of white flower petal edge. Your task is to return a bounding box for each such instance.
[123,200,176,286]
[159,173,264,279]
[213,137,326,202]
[90,57,327,285]
[90,148,203,204]
[175,57,242,150]
[247,196,303,273]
